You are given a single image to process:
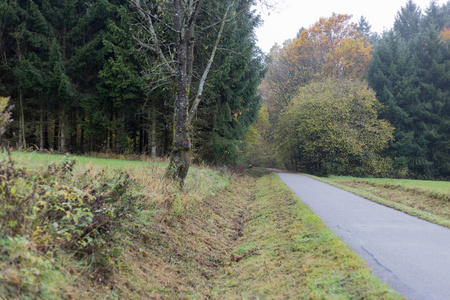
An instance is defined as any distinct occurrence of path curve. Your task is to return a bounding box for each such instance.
[277,172,450,300]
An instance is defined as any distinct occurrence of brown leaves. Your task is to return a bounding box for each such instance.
[260,13,374,119]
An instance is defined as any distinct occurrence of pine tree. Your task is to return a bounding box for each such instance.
[195,0,264,164]
[368,1,450,178]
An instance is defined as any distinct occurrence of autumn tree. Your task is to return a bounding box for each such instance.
[0,97,13,146]
[440,27,450,40]
[260,14,373,121]
[275,78,393,176]
[244,105,276,167]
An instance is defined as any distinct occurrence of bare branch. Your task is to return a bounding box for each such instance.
[130,0,176,76]
[188,0,235,123]
[186,0,203,89]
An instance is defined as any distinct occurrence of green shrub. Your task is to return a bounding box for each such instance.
[0,152,142,296]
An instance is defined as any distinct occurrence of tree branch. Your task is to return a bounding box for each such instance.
[188,1,235,123]
[130,0,176,77]
[186,0,203,90]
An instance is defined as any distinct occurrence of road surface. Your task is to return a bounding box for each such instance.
[277,172,450,300]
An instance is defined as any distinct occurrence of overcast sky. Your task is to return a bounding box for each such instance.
[255,0,448,53]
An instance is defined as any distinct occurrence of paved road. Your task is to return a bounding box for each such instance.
[277,172,450,300]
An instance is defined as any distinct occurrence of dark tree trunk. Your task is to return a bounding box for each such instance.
[39,98,45,150]
[151,97,157,158]
[59,107,67,152]
[70,110,77,153]
[18,89,26,149]
[115,111,121,154]
[80,123,84,153]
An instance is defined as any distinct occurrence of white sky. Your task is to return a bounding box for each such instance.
[255,0,448,53]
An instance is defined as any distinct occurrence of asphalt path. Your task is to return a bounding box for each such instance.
[276,172,450,300]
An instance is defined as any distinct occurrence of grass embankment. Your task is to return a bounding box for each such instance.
[0,152,400,299]
[212,174,401,299]
[310,175,450,228]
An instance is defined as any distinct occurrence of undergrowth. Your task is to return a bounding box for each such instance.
[0,151,142,298]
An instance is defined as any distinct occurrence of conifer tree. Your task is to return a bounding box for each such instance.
[368,1,450,178]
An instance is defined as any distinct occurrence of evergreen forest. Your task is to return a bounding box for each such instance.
[0,0,264,166]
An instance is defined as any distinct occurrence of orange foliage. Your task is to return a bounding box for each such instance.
[323,37,373,78]
[287,13,373,80]
[440,27,450,41]
[259,13,374,118]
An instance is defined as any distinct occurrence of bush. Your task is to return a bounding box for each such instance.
[275,78,394,177]
[0,152,142,298]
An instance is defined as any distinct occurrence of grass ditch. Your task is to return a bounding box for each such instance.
[0,151,401,298]
[309,175,450,229]
[211,174,401,299]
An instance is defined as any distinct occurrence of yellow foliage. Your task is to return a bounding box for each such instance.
[259,14,374,118]
[0,96,10,112]
[275,78,394,175]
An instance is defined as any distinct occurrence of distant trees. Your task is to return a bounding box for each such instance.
[260,14,373,121]
[244,105,276,167]
[249,2,449,179]
[254,14,381,176]
[275,78,393,176]
[368,0,450,178]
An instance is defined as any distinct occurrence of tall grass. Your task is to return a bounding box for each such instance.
[0,151,230,298]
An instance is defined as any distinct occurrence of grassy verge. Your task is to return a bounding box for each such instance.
[0,151,231,298]
[0,152,400,298]
[212,174,401,299]
[308,175,450,229]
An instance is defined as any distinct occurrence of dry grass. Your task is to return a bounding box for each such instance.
[79,176,257,299]
[0,151,233,299]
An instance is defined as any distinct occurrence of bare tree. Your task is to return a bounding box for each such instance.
[131,0,236,186]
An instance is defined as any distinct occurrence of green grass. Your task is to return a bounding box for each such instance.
[330,176,449,200]
[212,174,401,299]
[0,151,401,298]
[0,151,229,194]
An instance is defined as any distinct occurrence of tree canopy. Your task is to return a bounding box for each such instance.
[0,0,264,175]
[275,78,393,176]
[368,0,450,178]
